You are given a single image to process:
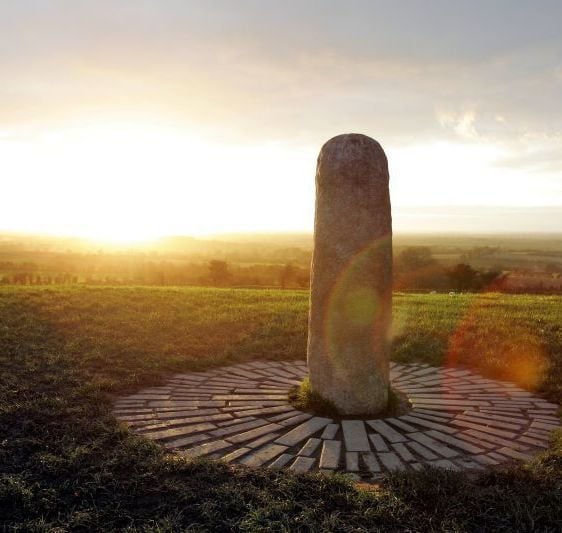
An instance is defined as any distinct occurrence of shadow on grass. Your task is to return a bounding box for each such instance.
[0,288,560,530]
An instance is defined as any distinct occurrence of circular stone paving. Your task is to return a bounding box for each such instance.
[113,361,560,479]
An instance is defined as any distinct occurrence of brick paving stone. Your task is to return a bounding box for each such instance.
[142,423,216,441]
[405,441,438,460]
[116,360,555,475]
[408,433,459,458]
[342,420,371,451]
[412,398,491,407]
[269,453,295,469]
[275,417,333,446]
[321,424,339,440]
[471,454,500,466]
[228,400,287,407]
[453,457,486,470]
[409,366,439,377]
[278,413,314,427]
[210,419,269,437]
[220,447,251,463]
[449,419,517,439]
[391,443,416,462]
[446,370,474,377]
[398,387,450,394]
[378,452,406,471]
[239,444,289,467]
[463,429,530,451]
[118,413,156,422]
[212,394,288,401]
[246,432,281,449]
[495,447,534,461]
[369,433,390,452]
[361,453,381,472]
[151,413,232,428]
[234,388,287,394]
[290,456,316,472]
[407,404,464,412]
[531,420,560,431]
[424,430,486,454]
[367,420,407,443]
[268,410,306,422]
[233,405,293,417]
[453,432,495,449]
[216,416,255,427]
[413,408,455,419]
[182,439,232,458]
[522,430,551,442]
[533,401,558,410]
[519,435,549,447]
[408,411,456,423]
[345,451,359,471]
[399,415,458,434]
[529,414,560,423]
[173,374,207,382]
[385,418,418,432]
[298,438,322,457]
[454,413,522,431]
[527,409,559,415]
[319,440,342,469]
[410,393,464,399]
[227,423,284,444]
[149,400,225,408]
[268,367,301,379]
[163,433,211,449]
[461,410,528,425]
[126,394,170,401]
[228,369,266,380]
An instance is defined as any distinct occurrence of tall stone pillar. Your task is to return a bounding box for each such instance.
[307,134,392,415]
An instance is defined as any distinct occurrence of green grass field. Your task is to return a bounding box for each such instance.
[1,286,560,531]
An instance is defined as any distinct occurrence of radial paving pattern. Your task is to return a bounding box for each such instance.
[113,361,560,479]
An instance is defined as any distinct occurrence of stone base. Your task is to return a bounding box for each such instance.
[113,360,560,479]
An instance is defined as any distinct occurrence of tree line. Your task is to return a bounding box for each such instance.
[1,247,559,293]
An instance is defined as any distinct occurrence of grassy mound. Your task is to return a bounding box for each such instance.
[0,286,560,530]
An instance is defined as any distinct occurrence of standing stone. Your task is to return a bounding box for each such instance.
[307,134,392,415]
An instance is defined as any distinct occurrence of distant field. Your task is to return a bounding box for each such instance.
[1,232,561,285]
[1,286,560,530]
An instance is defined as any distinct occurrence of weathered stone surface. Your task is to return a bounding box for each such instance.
[307,133,392,415]
[116,361,557,476]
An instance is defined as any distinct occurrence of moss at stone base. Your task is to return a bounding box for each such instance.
[289,378,410,420]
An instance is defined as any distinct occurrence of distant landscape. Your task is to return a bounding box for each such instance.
[1,232,561,293]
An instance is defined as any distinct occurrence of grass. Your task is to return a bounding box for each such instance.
[289,377,341,418]
[0,286,560,531]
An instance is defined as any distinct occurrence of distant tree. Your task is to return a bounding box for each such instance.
[396,247,436,272]
[279,263,296,289]
[447,263,478,291]
[479,270,501,289]
[208,260,231,286]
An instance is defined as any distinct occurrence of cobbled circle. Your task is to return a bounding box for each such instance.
[114,360,560,479]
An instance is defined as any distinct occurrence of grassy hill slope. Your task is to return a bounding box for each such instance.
[1,287,560,531]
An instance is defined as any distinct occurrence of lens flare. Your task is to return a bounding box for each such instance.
[320,234,392,376]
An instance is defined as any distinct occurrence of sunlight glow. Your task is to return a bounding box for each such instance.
[0,122,558,241]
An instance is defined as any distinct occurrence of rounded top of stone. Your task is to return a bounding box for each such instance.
[319,133,386,164]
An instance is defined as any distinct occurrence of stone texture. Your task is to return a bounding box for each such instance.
[307,134,392,415]
[342,420,371,451]
[114,360,559,477]
[318,439,342,469]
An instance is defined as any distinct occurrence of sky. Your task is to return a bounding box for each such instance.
[1,0,561,240]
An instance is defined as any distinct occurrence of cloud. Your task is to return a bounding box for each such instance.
[0,0,561,152]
